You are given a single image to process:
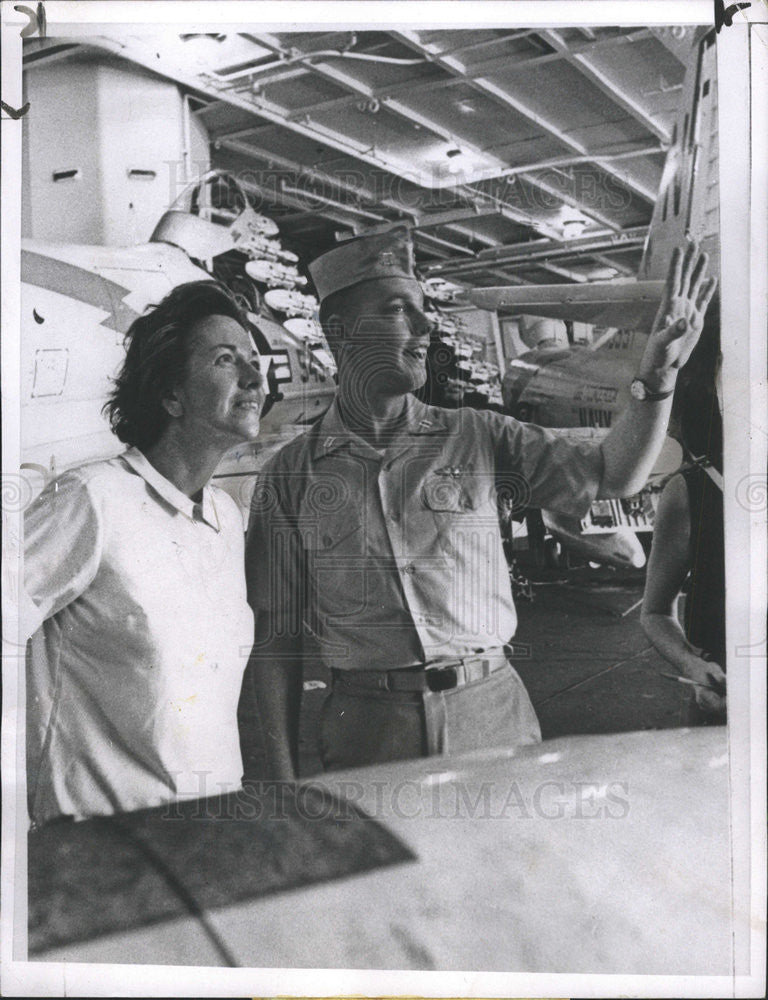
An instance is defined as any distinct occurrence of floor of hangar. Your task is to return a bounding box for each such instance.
[240,568,693,780]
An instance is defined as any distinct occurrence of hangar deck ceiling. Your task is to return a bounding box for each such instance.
[24,26,697,287]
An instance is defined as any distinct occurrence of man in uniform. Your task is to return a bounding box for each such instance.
[243,228,716,780]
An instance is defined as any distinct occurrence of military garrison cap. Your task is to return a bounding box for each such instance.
[308,226,416,302]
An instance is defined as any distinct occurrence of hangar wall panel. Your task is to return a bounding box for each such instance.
[23,57,210,247]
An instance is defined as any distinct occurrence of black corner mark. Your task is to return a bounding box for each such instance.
[14,2,46,38]
[714,0,752,31]
[1,100,31,119]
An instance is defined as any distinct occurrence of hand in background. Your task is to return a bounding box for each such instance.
[685,651,727,714]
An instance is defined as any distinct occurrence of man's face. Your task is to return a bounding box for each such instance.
[170,315,265,447]
[330,277,433,397]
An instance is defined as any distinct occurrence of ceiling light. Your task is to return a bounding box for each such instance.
[446,148,466,175]
[562,219,587,240]
[555,205,592,241]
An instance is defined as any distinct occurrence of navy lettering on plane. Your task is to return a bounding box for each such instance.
[573,385,619,405]
[579,408,613,428]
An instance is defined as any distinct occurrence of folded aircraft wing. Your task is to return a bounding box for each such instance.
[468,279,665,329]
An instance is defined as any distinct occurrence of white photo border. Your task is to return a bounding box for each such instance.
[2,2,765,997]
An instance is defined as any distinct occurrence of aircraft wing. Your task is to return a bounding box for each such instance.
[468,279,665,329]
[28,729,730,971]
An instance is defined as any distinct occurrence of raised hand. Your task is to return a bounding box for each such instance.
[640,241,718,386]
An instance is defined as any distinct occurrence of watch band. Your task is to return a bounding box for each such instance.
[630,377,675,402]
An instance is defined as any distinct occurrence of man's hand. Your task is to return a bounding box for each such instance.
[684,651,727,715]
[638,241,718,392]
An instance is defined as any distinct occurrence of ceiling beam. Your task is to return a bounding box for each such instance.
[245,32,512,175]
[483,268,528,285]
[590,251,636,276]
[518,170,622,233]
[421,226,648,276]
[240,31,660,219]
[281,72,452,120]
[454,193,562,242]
[219,136,399,212]
[388,29,658,206]
[78,32,654,266]
[448,222,506,249]
[451,28,656,75]
[225,170,361,231]
[537,261,589,282]
[369,205,502,234]
[220,128,563,245]
[413,231,477,257]
[476,225,648,263]
[82,34,437,187]
[644,26,694,66]
[218,136,555,249]
[536,29,671,143]
[259,29,656,123]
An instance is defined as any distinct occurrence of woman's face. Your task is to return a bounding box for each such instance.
[168,315,265,448]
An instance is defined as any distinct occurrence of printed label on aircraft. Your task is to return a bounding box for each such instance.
[573,385,619,405]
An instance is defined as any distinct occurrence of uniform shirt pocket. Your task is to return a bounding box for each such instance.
[298,506,363,554]
[421,471,481,513]
[421,471,499,560]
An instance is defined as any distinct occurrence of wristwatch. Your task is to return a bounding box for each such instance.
[629,377,675,402]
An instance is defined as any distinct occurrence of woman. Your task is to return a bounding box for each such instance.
[23,281,264,825]
[641,326,726,724]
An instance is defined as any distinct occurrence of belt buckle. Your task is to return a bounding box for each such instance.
[427,666,458,692]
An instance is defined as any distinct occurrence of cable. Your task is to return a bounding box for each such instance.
[534,644,653,708]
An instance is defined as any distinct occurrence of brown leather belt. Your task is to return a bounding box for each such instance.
[331,650,510,694]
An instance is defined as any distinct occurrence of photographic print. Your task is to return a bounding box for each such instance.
[1,2,765,997]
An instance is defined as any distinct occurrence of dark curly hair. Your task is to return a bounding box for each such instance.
[103,280,248,451]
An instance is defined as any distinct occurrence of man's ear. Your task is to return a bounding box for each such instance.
[161,389,184,418]
[323,312,344,345]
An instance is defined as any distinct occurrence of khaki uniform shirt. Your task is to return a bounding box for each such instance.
[24,449,253,824]
[246,397,602,672]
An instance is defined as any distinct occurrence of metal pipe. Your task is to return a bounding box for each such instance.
[491,145,666,178]
[213,48,427,84]
[421,233,647,276]
[279,181,389,222]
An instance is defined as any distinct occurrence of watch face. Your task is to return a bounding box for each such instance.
[630,379,645,401]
